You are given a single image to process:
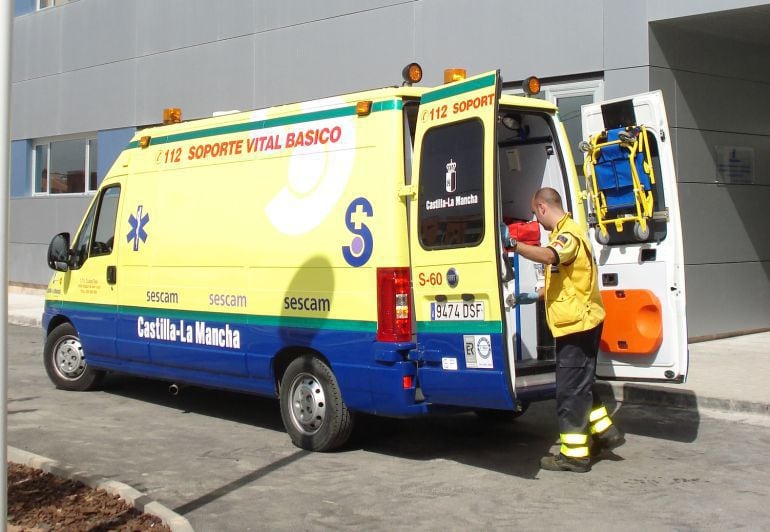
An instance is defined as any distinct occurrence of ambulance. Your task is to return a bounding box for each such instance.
[43,65,688,451]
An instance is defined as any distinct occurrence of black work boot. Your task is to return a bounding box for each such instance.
[591,425,626,456]
[540,453,591,473]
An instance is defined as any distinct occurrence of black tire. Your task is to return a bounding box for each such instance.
[43,322,104,391]
[474,402,529,422]
[279,355,354,452]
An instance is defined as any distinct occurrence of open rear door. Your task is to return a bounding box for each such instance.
[409,71,516,409]
[581,91,688,382]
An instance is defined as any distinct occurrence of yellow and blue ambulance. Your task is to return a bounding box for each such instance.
[43,65,688,451]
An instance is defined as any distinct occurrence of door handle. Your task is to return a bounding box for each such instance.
[106,265,117,285]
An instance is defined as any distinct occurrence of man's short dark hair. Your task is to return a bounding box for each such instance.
[534,187,563,209]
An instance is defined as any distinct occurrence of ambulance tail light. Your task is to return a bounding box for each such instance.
[376,267,413,342]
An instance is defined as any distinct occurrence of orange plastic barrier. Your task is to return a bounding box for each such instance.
[600,289,663,355]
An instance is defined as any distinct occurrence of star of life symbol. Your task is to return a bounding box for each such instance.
[445,159,457,193]
[127,205,150,251]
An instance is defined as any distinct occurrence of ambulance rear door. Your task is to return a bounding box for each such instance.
[408,70,516,410]
[581,91,688,382]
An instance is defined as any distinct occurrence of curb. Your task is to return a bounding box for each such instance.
[598,381,770,416]
[7,447,194,532]
[8,316,42,328]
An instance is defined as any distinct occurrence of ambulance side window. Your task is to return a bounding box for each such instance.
[70,200,97,269]
[418,119,485,249]
[91,186,121,256]
[70,186,120,268]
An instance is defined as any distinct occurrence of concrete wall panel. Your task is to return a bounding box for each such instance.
[11,196,93,243]
[671,127,770,186]
[9,243,51,287]
[10,195,92,284]
[417,0,604,83]
[253,0,417,33]
[685,261,770,338]
[135,35,256,124]
[59,61,138,134]
[603,67,650,99]
[12,7,62,81]
[254,5,415,108]
[647,0,770,22]
[671,72,770,136]
[60,0,137,72]
[678,182,770,265]
[11,76,62,140]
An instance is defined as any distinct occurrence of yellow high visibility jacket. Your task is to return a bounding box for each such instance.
[544,213,605,337]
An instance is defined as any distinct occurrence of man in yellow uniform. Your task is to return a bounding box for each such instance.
[505,187,624,473]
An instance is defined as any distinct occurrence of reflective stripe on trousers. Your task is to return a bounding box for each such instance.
[589,405,613,435]
[560,433,589,458]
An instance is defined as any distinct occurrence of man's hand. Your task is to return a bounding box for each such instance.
[514,292,539,305]
[499,222,517,249]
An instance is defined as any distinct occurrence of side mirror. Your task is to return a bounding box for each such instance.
[47,232,71,272]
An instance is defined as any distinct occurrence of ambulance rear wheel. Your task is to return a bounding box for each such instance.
[43,322,104,391]
[279,355,354,452]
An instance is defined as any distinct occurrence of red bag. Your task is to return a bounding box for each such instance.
[505,219,541,247]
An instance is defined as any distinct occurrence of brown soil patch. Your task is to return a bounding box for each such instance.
[7,462,171,531]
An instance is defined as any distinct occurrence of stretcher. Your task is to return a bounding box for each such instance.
[581,126,656,243]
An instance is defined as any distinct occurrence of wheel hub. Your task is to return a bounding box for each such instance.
[289,373,326,435]
[55,337,86,380]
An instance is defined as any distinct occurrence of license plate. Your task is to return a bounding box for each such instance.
[430,301,485,321]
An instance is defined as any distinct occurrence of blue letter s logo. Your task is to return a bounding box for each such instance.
[342,198,373,267]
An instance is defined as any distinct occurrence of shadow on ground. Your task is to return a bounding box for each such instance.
[98,375,701,483]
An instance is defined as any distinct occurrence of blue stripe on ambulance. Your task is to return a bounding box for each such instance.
[44,301,427,417]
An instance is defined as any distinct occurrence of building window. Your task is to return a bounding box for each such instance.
[37,0,71,10]
[505,79,604,178]
[33,136,98,195]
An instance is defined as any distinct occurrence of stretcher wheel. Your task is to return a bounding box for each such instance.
[578,140,591,153]
[633,221,650,241]
[596,228,610,245]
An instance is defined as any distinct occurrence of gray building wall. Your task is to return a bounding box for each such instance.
[649,18,770,337]
[9,0,770,338]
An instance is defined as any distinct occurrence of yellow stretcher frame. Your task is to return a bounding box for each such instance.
[582,126,656,242]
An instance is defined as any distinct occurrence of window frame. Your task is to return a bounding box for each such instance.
[37,0,71,10]
[31,133,98,196]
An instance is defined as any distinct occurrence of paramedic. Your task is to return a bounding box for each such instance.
[503,187,624,473]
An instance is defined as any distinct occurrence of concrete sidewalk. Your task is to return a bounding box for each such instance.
[8,285,770,415]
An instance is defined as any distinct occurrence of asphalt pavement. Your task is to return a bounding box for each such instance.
[6,285,770,530]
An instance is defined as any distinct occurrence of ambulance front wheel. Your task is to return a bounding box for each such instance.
[43,322,104,391]
[279,355,354,452]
